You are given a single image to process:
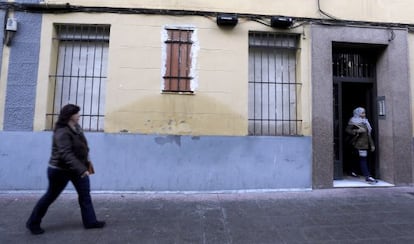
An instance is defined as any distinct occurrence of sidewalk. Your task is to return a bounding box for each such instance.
[1,186,414,244]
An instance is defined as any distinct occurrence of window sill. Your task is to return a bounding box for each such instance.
[161,91,195,95]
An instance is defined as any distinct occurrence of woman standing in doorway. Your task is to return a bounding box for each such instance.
[346,107,377,183]
[26,104,105,234]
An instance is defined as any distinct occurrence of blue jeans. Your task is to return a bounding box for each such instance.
[27,167,98,228]
[359,155,370,178]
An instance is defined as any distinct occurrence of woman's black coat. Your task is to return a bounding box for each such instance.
[49,125,89,176]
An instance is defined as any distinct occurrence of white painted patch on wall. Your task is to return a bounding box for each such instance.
[160,25,199,92]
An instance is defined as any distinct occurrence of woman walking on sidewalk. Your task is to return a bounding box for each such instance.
[346,107,377,183]
[26,104,105,235]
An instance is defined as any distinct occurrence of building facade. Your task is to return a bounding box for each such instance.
[0,0,413,191]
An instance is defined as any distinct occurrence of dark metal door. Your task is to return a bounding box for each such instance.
[332,47,377,180]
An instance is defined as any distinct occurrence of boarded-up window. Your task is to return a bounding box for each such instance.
[248,32,302,136]
[163,28,193,92]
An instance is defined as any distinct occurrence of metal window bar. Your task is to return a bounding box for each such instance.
[248,32,302,136]
[332,51,374,79]
[47,24,110,131]
[163,29,193,92]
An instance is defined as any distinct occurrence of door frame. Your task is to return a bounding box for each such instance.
[312,25,412,189]
[332,45,379,180]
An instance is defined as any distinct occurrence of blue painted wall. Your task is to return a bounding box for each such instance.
[3,5,41,131]
[0,132,312,191]
[0,10,5,77]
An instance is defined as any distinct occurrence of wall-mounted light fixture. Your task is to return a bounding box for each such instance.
[4,17,18,46]
[270,17,293,29]
[216,13,238,27]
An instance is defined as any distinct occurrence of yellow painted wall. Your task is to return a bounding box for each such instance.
[34,13,311,135]
[0,10,14,130]
[33,0,414,136]
[44,0,414,24]
[38,0,414,134]
[0,45,10,130]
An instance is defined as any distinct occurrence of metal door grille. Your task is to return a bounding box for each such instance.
[46,24,110,131]
[333,51,375,79]
[248,32,302,136]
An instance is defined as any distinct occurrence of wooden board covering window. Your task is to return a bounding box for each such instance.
[163,29,193,92]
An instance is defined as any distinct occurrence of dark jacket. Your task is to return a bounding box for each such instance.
[49,124,89,176]
[345,123,374,150]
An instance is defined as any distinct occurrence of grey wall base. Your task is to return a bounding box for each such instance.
[0,132,312,191]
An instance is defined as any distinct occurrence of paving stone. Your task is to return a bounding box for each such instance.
[1,187,414,243]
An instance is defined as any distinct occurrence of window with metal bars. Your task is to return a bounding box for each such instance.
[248,32,302,136]
[162,28,194,93]
[46,24,110,131]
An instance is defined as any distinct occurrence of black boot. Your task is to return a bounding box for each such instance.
[84,220,106,229]
[26,222,45,235]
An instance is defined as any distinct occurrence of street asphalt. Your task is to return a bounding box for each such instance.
[1,186,414,244]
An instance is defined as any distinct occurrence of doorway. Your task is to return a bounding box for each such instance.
[332,46,378,180]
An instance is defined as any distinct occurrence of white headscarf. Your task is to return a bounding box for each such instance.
[349,107,372,134]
